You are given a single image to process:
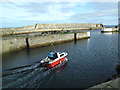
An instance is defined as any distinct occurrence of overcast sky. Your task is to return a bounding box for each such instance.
[0,1,118,28]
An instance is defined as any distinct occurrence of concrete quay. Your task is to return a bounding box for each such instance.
[87,77,120,89]
[2,32,90,55]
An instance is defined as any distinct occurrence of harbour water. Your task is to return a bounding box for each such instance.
[2,30,119,88]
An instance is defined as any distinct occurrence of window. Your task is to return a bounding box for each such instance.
[60,54,64,57]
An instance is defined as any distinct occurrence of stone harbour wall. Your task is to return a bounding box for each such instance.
[2,32,90,54]
[35,23,103,29]
[1,23,103,35]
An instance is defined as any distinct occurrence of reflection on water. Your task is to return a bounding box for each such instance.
[86,38,90,48]
[101,32,118,35]
[103,32,113,35]
[2,30,119,88]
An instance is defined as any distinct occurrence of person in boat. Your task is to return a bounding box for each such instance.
[54,52,58,59]
[48,51,55,59]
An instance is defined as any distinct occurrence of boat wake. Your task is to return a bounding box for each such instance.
[2,58,67,88]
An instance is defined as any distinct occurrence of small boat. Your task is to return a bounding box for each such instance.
[40,52,68,68]
[101,27,118,32]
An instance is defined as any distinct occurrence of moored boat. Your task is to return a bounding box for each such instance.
[101,27,118,32]
[101,28,113,32]
[40,52,68,68]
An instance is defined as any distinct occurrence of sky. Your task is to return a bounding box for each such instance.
[0,1,119,28]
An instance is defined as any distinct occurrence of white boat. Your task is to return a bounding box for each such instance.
[101,27,118,32]
[101,28,113,32]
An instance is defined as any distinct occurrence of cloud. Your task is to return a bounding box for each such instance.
[0,1,118,28]
[70,2,118,25]
[1,2,74,20]
[87,2,118,10]
[71,9,117,19]
[12,2,49,13]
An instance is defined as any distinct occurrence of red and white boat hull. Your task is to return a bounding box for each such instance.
[47,56,66,68]
[40,52,68,68]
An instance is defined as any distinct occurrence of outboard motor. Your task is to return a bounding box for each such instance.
[40,61,49,67]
